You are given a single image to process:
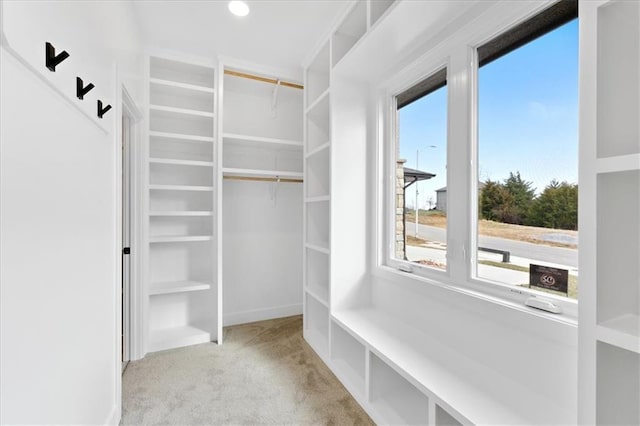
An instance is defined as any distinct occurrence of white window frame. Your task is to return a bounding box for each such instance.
[376,0,579,323]
[386,61,451,280]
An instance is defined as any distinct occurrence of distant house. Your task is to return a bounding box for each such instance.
[436,182,486,213]
[435,186,447,212]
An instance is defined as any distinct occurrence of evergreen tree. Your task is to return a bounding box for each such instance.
[502,172,535,224]
[528,180,578,230]
[479,179,518,223]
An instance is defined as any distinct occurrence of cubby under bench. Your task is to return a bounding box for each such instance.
[328,309,573,426]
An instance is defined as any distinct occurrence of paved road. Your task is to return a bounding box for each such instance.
[406,222,578,268]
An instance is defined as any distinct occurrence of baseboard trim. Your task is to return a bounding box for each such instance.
[224,303,302,326]
[105,404,120,426]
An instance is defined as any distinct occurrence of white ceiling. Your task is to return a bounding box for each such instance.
[132,0,349,75]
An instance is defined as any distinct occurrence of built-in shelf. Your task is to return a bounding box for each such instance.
[370,0,396,28]
[223,133,303,148]
[305,88,330,115]
[306,148,331,198]
[149,104,215,118]
[305,195,330,203]
[150,77,215,94]
[305,243,330,254]
[596,341,640,426]
[149,158,214,167]
[150,56,215,90]
[149,280,212,296]
[369,350,429,426]
[596,153,640,174]
[306,41,330,108]
[149,325,211,352]
[149,184,214,192]
[222,168,303,179]
[331,1,367,67]
[149,131,215,144]
[149,235,212,243]
[305,142,330,159]
[305,293,330,359]
[331,321,366,397]
[305,288,329,308]
[149,211,213,217]
[597,314,640,353]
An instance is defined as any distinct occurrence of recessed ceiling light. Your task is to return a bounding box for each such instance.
[228,1,250,17]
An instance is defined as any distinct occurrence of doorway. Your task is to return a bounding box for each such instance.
[120,86,142,372]
[122,113,132,372]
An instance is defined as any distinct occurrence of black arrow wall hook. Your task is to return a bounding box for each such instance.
[97,100,112,119]
[45,42,70,72]
[76,77,95,100]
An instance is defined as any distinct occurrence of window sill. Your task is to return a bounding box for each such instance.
[373,264,578,328]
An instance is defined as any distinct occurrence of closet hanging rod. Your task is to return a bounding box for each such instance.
[224,69,304,90]
[223,175,303,183]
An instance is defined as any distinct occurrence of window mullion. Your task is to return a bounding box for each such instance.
[446,47,472,284]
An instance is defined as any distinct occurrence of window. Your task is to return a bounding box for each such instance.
[474,2,578,301]
[392,68,448,272]
[382,0,580,317]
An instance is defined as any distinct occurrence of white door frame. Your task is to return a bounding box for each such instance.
[120,85,143,362]
[113,73,143,425]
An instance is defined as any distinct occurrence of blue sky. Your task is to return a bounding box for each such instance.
[399,19,578,209]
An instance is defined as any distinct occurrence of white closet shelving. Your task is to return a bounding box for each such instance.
[147,55,221,352]
[304,36,332,360]
[580,0,640,424]
[302,1,573,424]
[220,64,303,326]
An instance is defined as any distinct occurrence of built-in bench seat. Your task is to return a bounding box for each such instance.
[331,308,573,425]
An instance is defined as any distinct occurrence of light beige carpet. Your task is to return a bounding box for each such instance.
[121,315,374,425]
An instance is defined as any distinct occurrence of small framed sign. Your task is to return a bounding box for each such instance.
[529,264,568,295]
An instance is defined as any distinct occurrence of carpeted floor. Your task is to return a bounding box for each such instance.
[121,315,374,425]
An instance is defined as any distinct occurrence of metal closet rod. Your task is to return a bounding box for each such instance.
[224,69,304,90]
[223,176,303,183]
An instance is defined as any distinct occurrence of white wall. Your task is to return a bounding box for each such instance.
[0,1,143,424]
[222,180,303,325]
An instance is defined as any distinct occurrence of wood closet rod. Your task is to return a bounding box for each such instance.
[224,176,303,183]
[224,69,304,90]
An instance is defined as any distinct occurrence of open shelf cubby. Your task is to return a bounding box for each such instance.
[150,162,213,187]
[306,147,330,198]
[150,81,214,115]
[150,138,213,162]
[596,0,640,159]
[149,215,212,239]
[149,189,213,211]
[306,201,330,250]
[305,293,330,356]
[150,56,215,90]
[596,341,640,425]
[369,351,429,425]
[306,92,330,154]
[435,404,463,426]
[150,108,214,138]
[149,243,213,288]
[306,41,330,108]
[305,246,329,305]
[148,291,215,352]
[370,0,396,28]
[331,321,366,397]
[596,170,640,337]
[332,1,367,67]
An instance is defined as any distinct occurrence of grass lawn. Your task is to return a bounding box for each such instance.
[479,260,578,300]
